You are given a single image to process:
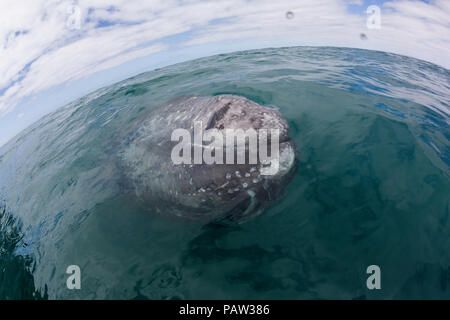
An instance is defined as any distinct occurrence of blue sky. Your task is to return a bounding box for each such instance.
[0,0,449,147]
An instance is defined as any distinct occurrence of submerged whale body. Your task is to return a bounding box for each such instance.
[119,95,297,224]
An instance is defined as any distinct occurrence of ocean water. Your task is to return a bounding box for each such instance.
[0,46,449,299]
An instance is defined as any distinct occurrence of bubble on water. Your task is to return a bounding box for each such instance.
[286,11,294,20]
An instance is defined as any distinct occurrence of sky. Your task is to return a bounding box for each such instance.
[0,0,449,147]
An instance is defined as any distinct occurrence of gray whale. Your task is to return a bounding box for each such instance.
[119,95,297,223]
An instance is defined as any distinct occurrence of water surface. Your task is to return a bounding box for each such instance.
[0,46,449,299]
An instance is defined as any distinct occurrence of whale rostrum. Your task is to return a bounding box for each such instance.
[119,95,297,224]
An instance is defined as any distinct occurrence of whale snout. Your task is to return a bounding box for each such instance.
[196,95,298,222]
[121,94,297,224]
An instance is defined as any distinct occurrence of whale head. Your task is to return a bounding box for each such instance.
[120,94,297,224]
[173,95,297,223]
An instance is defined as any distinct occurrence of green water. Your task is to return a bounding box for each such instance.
[0,46,449,299]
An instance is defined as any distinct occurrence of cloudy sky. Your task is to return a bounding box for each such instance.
[0,0,449,146]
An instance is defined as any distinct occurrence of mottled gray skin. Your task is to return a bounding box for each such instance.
[119,95,297,224]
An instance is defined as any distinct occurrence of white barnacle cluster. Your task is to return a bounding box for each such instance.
[220,165,264,196]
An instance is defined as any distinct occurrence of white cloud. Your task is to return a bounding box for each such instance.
[347,0,363,5]
[0,0,449,118]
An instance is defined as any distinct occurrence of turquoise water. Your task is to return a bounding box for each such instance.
[0,46,449,299]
